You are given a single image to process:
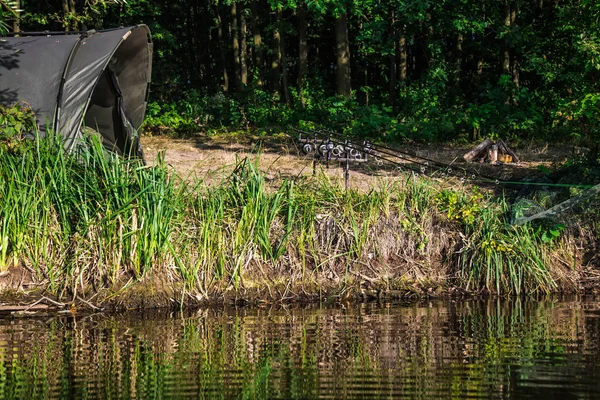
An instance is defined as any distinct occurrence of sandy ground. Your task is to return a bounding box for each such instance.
[140,133,574,189]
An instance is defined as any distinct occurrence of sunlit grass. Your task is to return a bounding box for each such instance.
[0,132,594,304]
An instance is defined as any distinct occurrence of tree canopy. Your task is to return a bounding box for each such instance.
[2,0,600,144]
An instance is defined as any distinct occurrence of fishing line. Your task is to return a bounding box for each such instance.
[298,129,596,190]
[300,129,490,183]
[317,129,498,180]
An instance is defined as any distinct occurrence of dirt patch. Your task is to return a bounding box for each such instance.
[141,133,567,189]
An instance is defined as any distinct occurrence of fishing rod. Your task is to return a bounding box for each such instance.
[297,128,599,226]
[297,128,595,190]
[298,129,484,184]
[315,129,494,181]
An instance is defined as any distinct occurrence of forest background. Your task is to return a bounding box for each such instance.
[0,0,599,146]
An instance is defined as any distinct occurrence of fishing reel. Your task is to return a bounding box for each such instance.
[298,130,370,163]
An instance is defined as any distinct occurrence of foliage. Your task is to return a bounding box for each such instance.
[1,133,592,297]
[0,103,36,136]
[2,0,599,144]
[0,0,18,34]
[457,199,557,295]
[0,131,182,288]
[437,187,483,226]
[143,101,198,135]
[536,223,565,245]
[0,103,36,154]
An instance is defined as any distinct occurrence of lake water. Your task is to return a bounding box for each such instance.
[1,297,599,399]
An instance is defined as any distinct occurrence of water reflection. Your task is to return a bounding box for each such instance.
[1,298,600,399]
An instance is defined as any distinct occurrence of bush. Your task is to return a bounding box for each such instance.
[0,103,36,137]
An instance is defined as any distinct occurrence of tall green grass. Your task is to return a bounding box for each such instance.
[0,132,182,295]
[456,197,557,294]
[0,132,592,303]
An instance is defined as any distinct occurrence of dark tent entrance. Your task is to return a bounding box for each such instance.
[0,25,152,157]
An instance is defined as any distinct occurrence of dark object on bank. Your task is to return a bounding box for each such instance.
[463,139,520,164]
[298,128,487,188]
[0,26,152,157]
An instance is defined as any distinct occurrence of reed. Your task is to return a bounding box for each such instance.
[456,195,557,294]
[0,132,595,304]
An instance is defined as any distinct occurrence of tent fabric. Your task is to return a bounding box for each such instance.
[0,35,80,129]
[0,25,152,156]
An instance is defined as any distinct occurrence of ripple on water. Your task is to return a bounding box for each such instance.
[0,298,600,399]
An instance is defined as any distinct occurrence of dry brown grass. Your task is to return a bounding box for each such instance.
[141,134,567,190]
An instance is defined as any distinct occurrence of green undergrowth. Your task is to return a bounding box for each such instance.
[0,133,597,307]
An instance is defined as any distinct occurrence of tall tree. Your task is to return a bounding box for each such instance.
[503,0,511,77]
[240,7,248,86]
[297,2,308,108]
[399,27,407,83]
[216,3,229,92]
[251,0,264,86]
[455,33,463,85]
[270,8,282,95]
[389,9,397,105]
[335,8,351,98]
[232,2,241,91]
[12,0,20,33]
[510,2,519,87]
[61,0,74,31]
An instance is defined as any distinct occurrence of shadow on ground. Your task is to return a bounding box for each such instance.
[141,132,576,191]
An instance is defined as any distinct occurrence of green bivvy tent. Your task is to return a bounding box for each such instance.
[0,25,152,156]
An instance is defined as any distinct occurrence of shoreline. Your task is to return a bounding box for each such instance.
[0,277,597,315]
[0,134,599,312]
[1,213,597,313]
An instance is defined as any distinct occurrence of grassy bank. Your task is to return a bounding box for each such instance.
[0,133,598,309]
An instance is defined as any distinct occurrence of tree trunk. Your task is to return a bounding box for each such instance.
[464,139,519,163]
[297,2,308,108]
[510,4,519,87]
[399,30,407,83]
[464,139,494,162]
[279,10,290,104]
[364,65,369,106]
[240,8,248,86]
[476,3,486,80]
[411,34,417,77]
[496,139,520,162]
[503,1,511,76]
[503,0,512,104]
[389,11,397,106]
[271,10,282,96]
[68,0,76,29]
[187,7,197,85]
[232,2,241,91]
[455,33,463,85]
[389,46,397,105]
[335,11,351,98]
[12,0,20,33]
[217,6,229,92]
[424,11,434,69]
[251,1,263,86]
[62,0,71,31]
[512,55,520,87]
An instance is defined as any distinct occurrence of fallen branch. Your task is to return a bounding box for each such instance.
[23,296,66,312]
[496,139,520,162]
[76,295,104,311]
[464,139,519,164]
[464,139,494,162]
